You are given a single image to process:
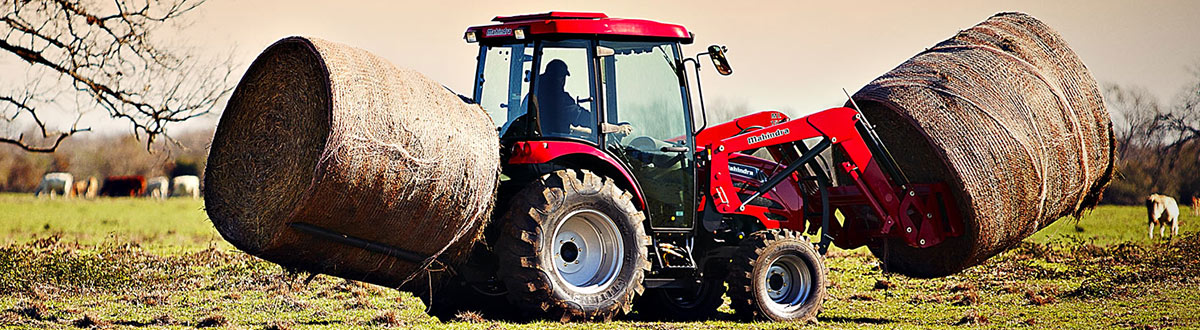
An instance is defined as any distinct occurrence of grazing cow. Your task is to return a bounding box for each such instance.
[101,176,146,197]
[72,181,87,197]
[34,172,73,198]
[1146,194,1180,239]
[84,176,98,198]
[145,176,169,200]
[71,176,100,199]
[171,175,200,199]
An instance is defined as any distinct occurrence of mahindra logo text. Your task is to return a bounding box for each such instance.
[485,27,513,37]
[729,165,755,177]
[746,128,789,145]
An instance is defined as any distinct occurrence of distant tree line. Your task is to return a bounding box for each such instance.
[1103,71,1200,205]
[0,128,212,192]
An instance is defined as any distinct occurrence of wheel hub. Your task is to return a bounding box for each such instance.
[560,241,580,263]
[760,255,813,314]
[766,266,791,299]
[551,209,623,294]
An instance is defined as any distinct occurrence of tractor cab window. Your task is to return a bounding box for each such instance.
[599,41,694,229]
[532,40,597,142]
[474,43,533,138]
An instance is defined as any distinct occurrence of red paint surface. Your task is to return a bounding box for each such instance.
[508,140,647,208]
[700,107,963,249]
[469,12,692,43]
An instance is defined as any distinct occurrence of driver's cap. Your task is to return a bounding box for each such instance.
[544,59,570,76]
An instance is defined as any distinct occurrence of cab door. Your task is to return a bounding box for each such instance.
[598,41,695,229]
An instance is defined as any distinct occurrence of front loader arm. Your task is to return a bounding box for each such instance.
[702,107,963,250]
[694,110,790,147]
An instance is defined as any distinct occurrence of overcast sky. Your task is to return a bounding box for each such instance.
[6,0,1200,133]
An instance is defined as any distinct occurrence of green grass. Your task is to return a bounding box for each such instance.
[0,193,1196,329]
[1029,204,1199,245]
[0,193,222,252]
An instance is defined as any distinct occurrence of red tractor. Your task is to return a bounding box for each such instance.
[436,12,963,322]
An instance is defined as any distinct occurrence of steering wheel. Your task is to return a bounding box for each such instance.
[629,136,656,151]
[628,136,685,168]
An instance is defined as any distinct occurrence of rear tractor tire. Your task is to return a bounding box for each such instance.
[727,229,828,322]
[496,169,651,321]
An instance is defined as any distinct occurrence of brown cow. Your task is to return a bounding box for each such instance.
[100,176,146,197]
[71,176,99,199]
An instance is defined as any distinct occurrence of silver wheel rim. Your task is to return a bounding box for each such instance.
[761,255,812,314]
[551,209,624,294]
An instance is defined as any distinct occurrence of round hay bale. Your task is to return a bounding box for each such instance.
[849,13,1114,277]
[204,36,499,291]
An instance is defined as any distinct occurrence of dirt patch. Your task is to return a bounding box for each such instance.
[195,313,228,327]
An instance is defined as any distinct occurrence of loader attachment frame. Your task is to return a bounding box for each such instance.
[702,107,964,251]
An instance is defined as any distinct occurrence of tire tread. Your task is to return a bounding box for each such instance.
[496,169,650,321]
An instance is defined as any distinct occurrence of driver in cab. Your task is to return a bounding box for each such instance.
[535,59,594,137]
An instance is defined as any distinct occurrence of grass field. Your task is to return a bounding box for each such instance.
[0,193,1197,329]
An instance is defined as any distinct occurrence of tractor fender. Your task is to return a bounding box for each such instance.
[507,140,647,209]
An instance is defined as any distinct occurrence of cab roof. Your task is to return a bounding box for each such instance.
[466,12,693,44]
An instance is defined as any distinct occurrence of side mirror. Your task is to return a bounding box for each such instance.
[707,45,733,76]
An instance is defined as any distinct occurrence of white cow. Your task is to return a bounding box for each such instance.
[145,176,169,200]
[34,172,74,198]
[1146,194,1180,239]
[171,175,200,199]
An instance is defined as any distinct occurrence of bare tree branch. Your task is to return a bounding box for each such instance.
[0,0,232,152]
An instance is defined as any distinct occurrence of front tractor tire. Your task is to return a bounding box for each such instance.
[496,169,651,321]
[727,229,828,322]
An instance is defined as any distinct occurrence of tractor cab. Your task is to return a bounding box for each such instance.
[465,12,726,231]
[466,12,693,141]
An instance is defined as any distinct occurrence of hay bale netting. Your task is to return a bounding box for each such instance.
[849,13,1114,277]
[204,36,499,292]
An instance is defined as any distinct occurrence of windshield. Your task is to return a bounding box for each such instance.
[601,41,687,145]
[473,43,533,136]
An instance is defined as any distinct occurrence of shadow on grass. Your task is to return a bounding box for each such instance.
[820,315,894,324]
